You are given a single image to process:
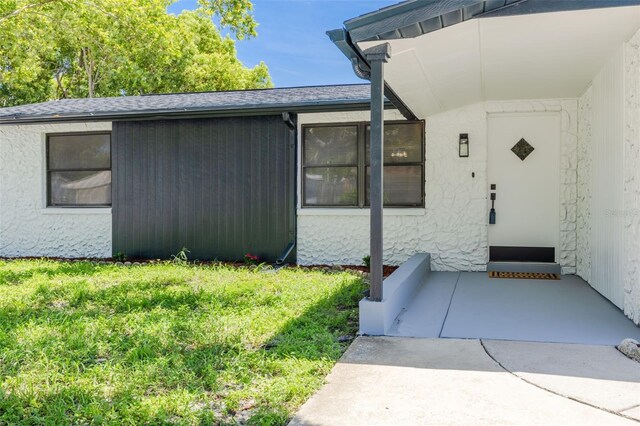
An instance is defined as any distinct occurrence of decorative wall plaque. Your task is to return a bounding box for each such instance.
[511,138,534,161]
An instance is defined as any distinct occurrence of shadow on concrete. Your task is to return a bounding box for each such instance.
[337,336,640,384]
[290,336,640,426]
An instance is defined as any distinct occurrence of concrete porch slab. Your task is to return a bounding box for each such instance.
[440,273,640,345]
[290,337,638,426]
[391,272,640,345]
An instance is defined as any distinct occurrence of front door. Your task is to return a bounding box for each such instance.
[487,113,561,262]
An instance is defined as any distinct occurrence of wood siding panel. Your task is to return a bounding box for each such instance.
[591,46,625,308]
[112,116,295,262]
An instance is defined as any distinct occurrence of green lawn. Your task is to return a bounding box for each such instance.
[0,260,365,425]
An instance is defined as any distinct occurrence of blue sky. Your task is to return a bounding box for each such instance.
[167,0,397,87]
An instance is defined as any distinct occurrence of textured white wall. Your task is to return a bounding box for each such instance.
[624,30,640,324]
[0,122,112,258]
[577,86,593,283]
[297,101,578,273]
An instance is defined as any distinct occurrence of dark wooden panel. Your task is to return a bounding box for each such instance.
[489,246,555,263]
[112,115,296,262]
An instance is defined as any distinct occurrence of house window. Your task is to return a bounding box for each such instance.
[46,132,112,207]
[302,121,424,207]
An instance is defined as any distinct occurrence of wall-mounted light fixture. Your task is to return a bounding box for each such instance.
[459,133,469,157]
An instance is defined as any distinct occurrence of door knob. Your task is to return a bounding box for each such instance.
[490,192,496,224]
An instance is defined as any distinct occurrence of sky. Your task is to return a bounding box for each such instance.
[167,0,398,88]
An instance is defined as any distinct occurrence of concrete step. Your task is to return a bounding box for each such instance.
[487,261,561,274]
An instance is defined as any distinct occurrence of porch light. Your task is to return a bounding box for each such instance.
[459,133,469,157]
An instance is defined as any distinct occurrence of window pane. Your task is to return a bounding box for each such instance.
[366,165,423,206]
[50,171,112,205]
[304,126,358,166]
[48,133,110,170]
[366,123,423,164]
[304,167,357,206]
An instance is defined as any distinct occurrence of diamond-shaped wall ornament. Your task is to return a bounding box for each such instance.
[511,138,534,161]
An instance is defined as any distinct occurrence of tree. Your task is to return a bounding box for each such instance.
[0,0,271,107]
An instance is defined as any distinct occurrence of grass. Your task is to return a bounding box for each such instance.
[0,260,366,425]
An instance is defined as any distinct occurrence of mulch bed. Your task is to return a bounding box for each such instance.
[308,264,398,277]
[0,257,398,277]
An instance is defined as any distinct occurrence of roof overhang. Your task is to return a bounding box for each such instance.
[327,29,418,120]
[344,0,640,43]
[0,99,395,125]
[331,0,640,117]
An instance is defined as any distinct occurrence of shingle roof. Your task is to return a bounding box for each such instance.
[0,84,376,124]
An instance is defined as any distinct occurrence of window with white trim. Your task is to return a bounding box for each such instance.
[46,132,112,207]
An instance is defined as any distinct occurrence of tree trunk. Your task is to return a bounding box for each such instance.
[54,71,68,98]
[80,47,96,98]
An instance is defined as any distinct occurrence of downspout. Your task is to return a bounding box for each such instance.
[327,28,413,301]
[276,112,297,266]
[276,241,296,266]
[327,28,418,121]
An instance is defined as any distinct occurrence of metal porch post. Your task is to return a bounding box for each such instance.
[364,43,391,302]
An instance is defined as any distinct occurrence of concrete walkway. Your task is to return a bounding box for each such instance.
[388,272,640,345]
[290,337,640,426]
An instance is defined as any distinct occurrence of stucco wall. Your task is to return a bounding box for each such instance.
[577,86,593,283]
[624,30,640,324]
[0,122,112,258]
[297,101,578,273]
[297,107,488,270]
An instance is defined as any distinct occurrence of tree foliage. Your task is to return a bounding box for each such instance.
[0,0,271,106]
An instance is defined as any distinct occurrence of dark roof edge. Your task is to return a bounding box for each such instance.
[343,0,640,43]
[139,82,370,97]
[344,0,474,33]
[472,0,640,18]
[345,0,483,42]
[327,28,418,121]
[0,100,396,125]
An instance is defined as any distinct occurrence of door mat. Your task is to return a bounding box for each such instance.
[488,271,560,280]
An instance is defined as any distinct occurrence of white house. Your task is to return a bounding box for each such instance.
[1,0,640,335]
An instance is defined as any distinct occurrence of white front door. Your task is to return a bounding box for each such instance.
[487,113,561,262]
